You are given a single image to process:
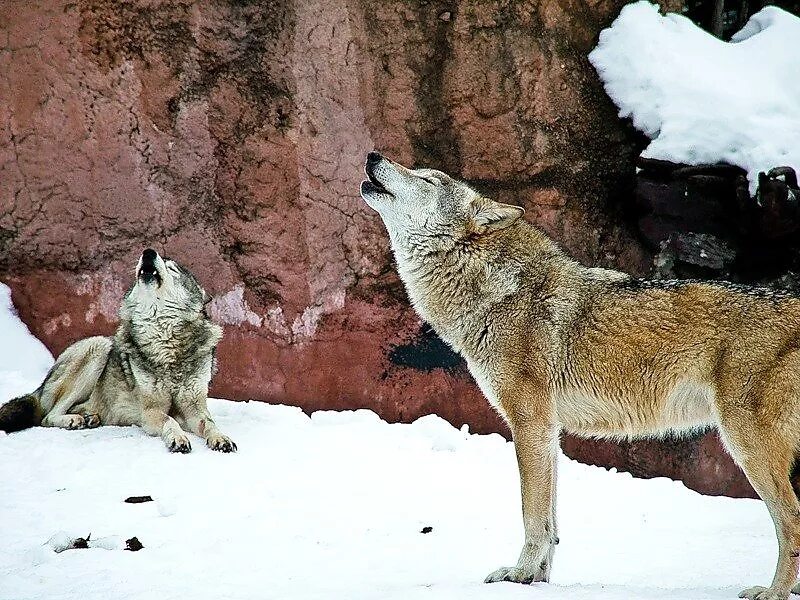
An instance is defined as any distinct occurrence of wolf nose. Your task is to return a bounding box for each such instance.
[366,151,383,168]
[142,248,158,263]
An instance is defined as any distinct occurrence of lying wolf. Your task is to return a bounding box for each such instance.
[0,249,236,453]
[361,151,800,600]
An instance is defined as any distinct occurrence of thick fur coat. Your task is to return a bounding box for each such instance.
[361,151,800,600]
[0,249,236,453]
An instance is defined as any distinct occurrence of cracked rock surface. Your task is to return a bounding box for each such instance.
[0,1,750,496]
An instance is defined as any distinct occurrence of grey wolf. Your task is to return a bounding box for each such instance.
[360,151,800,600]
[0,249,236,453]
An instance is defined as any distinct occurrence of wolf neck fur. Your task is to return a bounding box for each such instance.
[118,304,221,372]
[393,221,580,356]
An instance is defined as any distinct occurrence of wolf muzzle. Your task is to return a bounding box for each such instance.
[362,151,391,196]
[138,248,161,286]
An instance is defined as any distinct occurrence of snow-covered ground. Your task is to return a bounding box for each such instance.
[590,1,800,193]
[0,282,782,599]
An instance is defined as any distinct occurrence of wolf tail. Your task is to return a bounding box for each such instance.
[0,393,43,433]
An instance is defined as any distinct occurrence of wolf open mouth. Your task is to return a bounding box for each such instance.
[361,180,389,196]
[362,162,392,196]
[138,267,161,286]
[138,248,162,286]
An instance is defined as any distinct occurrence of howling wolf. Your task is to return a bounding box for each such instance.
[361,151,800,600]
[0,249,236,453]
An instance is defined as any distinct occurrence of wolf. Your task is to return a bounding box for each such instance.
[361,151,800,600]
[0,249,236,453]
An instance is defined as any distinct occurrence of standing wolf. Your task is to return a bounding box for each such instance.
[0,249,236,453]
[361,151,800,600]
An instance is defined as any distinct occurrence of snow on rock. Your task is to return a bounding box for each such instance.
[589,1,800,193]
[0,283,53,402]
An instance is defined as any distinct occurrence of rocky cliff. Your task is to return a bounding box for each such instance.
[0,0,755,496]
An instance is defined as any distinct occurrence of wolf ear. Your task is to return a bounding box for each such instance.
[471,199,525,233]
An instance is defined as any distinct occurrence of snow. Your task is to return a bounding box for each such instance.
[0,399,778,600]
[0,283,53,400]
[0,286,778,600]
[589,1,800,194]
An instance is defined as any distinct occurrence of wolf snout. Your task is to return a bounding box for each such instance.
[140,248,158,274]
[362,151,392,198]
[364,151,384,181]
[366,151,383,170]
[138,248,161,285]
[141,248,158,267]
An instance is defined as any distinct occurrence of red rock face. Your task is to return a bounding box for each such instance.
[0,0,754,497]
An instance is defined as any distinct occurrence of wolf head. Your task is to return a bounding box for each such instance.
[121,249,211,320]
[360,152,525,256]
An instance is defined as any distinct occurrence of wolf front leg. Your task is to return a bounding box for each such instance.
[174,390,237,453]
[140,406,192,453]
[485,418,559,584]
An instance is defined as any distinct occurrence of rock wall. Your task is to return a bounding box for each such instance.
[0,1,755,496]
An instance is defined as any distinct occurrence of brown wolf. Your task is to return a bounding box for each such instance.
[360,151,800,600]
[0,249,236,453]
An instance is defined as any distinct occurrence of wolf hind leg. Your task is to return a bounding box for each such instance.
[45,400,102,430]
[68,399,102,429]
[38,337,112,426]
[41,414,87,429]
[718,417,800,600]
[82,413,101,428]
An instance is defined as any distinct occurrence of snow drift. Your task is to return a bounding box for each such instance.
[589,1,800,193]
[0,283,53,401]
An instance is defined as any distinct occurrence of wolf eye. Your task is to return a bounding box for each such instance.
[419,176,438,186]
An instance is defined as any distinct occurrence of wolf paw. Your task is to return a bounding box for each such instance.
[484,566,545,585]
[83,414,101,428]
[167,435,192,454]
[207,434,237,453]
[64,414,86,430]
[739,585,790,600]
